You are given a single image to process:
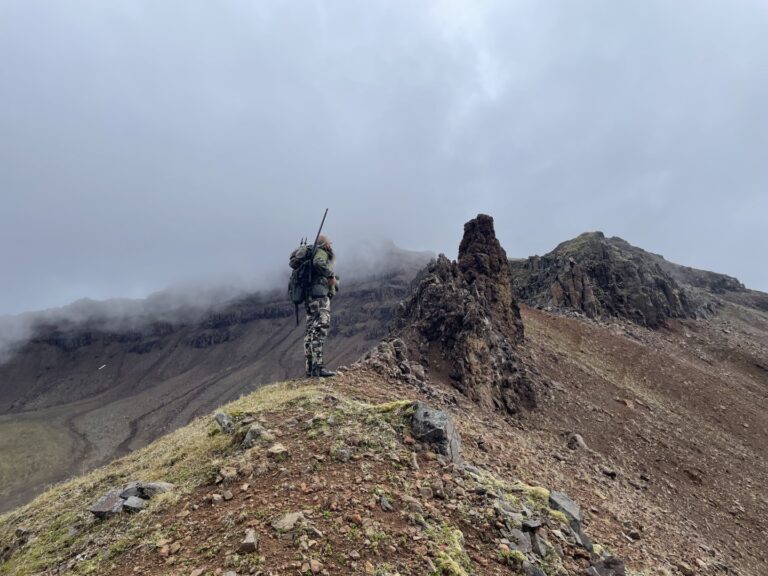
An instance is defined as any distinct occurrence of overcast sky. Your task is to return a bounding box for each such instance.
[1,0,767,315]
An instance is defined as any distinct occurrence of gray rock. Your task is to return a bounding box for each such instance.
[590,557,626,576]
[530,532,550,557]
[138,481,175,499]
[523,518,543,531]
[567,433,588,450]
[575,527,594,552]
[550,492,594,552]
[238,529,259,554]
[522,562,547,576]
[241,424,267,448]
[411,402,462,463]
[89,490,124,519]
[506,528,532,553]
[119,481,141,499]
[123,496,148,513]
[271,511,304,531]
[215,412,235,433]
[380,495,394,512]
[549,491,582,524]
[267,443,289,459]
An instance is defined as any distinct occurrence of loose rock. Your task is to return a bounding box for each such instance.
[88,490,124,519]
[589,556,626,576]
[238,529,259,554]
[242,424,271,448]
[267,443,289,459]
[214,412,235,433]
[271,511,304,531]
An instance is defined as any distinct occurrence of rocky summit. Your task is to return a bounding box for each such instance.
[510,232,711,327]
[391,214,535,414]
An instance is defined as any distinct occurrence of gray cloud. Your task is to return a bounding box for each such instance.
[1,0,766,316]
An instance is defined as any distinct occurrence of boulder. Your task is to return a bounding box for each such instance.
[88,490,124,519]
[411,402,461,463]
[267,443,289,459]
[119,481,141,499]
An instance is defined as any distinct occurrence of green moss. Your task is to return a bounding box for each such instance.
[428,526,470,576]
[547,509,569,526]
[371,400,415,413]
[498,548,526,565]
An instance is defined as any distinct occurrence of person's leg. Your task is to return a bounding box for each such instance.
[303,300,316,377]
[310,297,334,377]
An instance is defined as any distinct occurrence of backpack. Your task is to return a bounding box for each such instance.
[288,244,314,324]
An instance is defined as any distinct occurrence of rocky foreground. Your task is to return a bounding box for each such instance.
[0,375,629,576]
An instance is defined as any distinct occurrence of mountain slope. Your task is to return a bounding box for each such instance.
[0,248,431,514]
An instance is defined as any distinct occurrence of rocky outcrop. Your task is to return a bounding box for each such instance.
[510,232,704,327]
[391,214,535,414]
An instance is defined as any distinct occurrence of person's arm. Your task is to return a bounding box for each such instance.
[313,249,334,278]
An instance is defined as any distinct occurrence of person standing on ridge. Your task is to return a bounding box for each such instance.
[303,234,338,377]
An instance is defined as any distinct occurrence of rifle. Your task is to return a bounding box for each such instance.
[308,208,329,288]
[293,209,329,326]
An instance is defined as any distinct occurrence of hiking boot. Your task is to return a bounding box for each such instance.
[311,365,336,378]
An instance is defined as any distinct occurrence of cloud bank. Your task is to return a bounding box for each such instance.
[1,0,766,316]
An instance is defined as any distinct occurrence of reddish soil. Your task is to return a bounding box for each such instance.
[100,301,768,576]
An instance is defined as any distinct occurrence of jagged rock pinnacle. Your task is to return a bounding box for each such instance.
[390,214,535,414]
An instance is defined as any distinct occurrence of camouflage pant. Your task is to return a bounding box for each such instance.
[304,296,331,373]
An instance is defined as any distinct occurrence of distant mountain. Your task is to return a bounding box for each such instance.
[509,231,767,327]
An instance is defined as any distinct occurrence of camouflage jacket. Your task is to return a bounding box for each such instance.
[309,247,338,299]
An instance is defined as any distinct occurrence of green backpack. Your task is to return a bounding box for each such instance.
[288,244,313,324]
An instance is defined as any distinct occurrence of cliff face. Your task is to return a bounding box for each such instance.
[391,215,535,414]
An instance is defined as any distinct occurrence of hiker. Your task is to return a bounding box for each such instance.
[302,234,338,377]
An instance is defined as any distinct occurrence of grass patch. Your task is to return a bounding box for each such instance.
[0,381,324,576]
[428,525,470,576]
